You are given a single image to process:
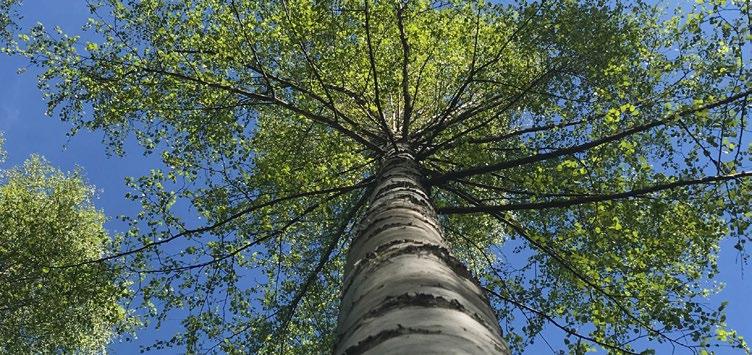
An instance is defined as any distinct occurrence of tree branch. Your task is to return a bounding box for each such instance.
[54,179,373,269]
[438,171,752,214]
[429,89,752,185]
[364,0,397,149]
[396,3,413,140]
[132,63,383,152]
[468,118,589,145]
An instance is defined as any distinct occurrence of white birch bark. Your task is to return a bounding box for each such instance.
[334,145,510,354]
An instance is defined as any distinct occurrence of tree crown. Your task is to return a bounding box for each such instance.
[0,149,133,353]
[3,0,751,353]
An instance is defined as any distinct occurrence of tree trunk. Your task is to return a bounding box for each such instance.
[334,145,509,354]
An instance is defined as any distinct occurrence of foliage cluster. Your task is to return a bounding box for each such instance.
[0,138,131,353]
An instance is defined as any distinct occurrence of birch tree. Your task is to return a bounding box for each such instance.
[4,0,752,353]
[0,137,132,353]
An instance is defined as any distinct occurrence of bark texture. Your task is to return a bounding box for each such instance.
[334,145,509,354]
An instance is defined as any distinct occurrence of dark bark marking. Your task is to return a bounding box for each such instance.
[342,325,442,355]
[371,183,428,202]
[354,208,441,243]
[344,293,498,339]
[365,191,434,215]
[342,240,490,307]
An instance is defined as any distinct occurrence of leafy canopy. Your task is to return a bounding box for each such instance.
[0,142,132,353]
[3,0,752,353]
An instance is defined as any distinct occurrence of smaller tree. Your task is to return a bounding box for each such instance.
[0,137,131,353]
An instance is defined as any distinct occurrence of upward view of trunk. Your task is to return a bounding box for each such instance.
[334,144,509,354]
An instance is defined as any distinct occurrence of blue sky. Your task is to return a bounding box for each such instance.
[0,1,749,354]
